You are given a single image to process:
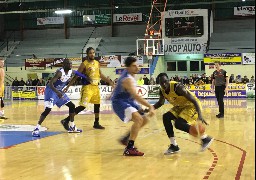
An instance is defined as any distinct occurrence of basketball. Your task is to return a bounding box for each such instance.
[189,123,205,137]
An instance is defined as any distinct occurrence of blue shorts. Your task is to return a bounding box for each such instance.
[44,86,70,108]
[112,100,144,123]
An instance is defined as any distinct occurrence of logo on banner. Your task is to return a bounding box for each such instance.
[167,9,208,17]
[242,53,255,65]
[137,86,147,97]
[234,6,255,16]
[113,13,142,22]
[164,43,207,54]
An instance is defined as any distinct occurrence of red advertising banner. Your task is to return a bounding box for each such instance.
[25,58,46,70]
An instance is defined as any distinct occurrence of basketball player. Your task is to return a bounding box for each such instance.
[111,57,155,156]
[61,47,114,130]
[32,59,82,137]
[211,61,229,118]
[0,58,6,119]
[151,73,213,154]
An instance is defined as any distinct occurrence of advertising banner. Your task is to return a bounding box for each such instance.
[204,53,242,65]
[246,83,255,98]
[234,6,255,16]
[25,58,46,70]
[113,13,142,23]
[164,41,207,55]
[37,17,64,25]
[83,15,111,24]
[121,56,143,67]
[148,85,160,98]
[242,53,255,65]
[12,87,37,100]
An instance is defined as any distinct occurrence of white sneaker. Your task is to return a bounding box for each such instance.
[68,125,82,133]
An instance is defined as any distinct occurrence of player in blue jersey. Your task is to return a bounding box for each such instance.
[32,59,82,137]
[111,57,155,156]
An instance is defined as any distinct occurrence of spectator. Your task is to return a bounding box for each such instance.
[37,78,45,86]
[26,77,33,86]
[188,76,194,85]
[12,77,19,86]
[19,78,26,86]
[137,77,144,85]
[32,76,39,86]
[242,76,249,84]
[250,76,255,83]
[229,74,235,83]
[143,75,149,85]
[183,76,189,85]
[149,76,156,85]
[235,75,242,84]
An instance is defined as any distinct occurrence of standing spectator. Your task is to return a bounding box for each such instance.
[250,76,255,83]
[149,76,156,85]
[143,75,149,85]
[137,77,144,85]
[26,77,33,86]
[32,76,39,86]
[19,78,26,86]
[211,61,229,118]
[12,77,19,86]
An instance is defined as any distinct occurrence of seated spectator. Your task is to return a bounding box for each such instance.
[12,77,19,86]
[137,77,144,85]
[242,76,249,84]
[143,75,149,85]
[183,76,189,85]
[250,76,255,83]
[229,74,235,83]
[19,78,26,86]
[149,76,156,85]
[37,78,45,86]
[235,75,242,84]
[188,76,194,85]
[32,77,39,86]
[195,79,205,86]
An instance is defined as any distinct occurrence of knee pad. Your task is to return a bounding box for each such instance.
[41,107,51,117]
[174,118,190,133]
[66,102,75,114]
[0,98,4,108]
[94,104,100,114]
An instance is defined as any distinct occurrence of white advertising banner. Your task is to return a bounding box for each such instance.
[164,39,207,55]
[242,53,255,65]
[234,6,255,16]
[113,13,142,23]
[37,17,64,25]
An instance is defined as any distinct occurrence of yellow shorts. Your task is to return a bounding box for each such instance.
[79,84,100,107]
[170,106,199,125]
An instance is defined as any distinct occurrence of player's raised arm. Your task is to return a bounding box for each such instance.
[175,84,208,125]
[49,70,63,98]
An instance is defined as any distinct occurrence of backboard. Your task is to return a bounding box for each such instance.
[136,38,164,59]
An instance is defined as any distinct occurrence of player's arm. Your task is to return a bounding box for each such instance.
[100,69,114,87]
[153,90,165,109]
[122,78,154,113]
[49,70,63,98]
[175,84,208,125]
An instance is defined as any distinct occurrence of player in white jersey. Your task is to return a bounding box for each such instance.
[111,57,155,156]
[32,59,82,137]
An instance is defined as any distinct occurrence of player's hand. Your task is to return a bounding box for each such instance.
[198,115,208,125]
[147,105,155,117]
[143,108,149,113]
[63,86,69,93]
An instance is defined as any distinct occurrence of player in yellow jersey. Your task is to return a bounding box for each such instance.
[61,47,114,129]
[151,73,213,154]
[0,58,6,119]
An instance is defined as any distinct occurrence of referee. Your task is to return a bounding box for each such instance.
[211,61,229,118]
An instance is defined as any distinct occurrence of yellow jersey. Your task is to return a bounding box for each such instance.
[83,60,100,86]
[161,81,199,107]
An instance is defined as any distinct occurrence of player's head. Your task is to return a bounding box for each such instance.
[0,58,4,68]
[125,57,139,74]
[214,61,221,70]
[157,73,169,90]
[63,59,72,71]
[86,47,95,60]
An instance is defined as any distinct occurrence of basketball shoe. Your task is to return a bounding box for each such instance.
[32,128,40,137]
[201,136,214,151]
[93,122,105,129]
[164,144,180,155]
[68,125,82,133]
[60,119,69,131]
[123,147,144,156]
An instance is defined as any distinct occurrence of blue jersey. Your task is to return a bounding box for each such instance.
[49,68,72,91]
[111,69,136,102]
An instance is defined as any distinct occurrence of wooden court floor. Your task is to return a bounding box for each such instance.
[0,98,255,180]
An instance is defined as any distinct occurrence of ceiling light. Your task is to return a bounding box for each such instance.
[54,10,72,14]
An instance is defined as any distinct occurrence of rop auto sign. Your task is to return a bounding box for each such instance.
[164,43,207,55]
